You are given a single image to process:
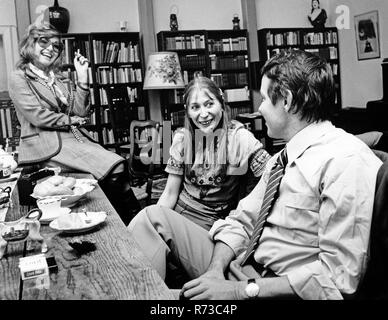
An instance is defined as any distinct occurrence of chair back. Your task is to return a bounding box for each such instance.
[105,86,138,154]
[128,120,161,179]
[356,161,388,299]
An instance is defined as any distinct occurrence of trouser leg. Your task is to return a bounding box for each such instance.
[127,204,215,280]
[99,162,141,226]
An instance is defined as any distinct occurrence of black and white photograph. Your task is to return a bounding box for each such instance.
[0,0,388,311]
[355,10,380,60]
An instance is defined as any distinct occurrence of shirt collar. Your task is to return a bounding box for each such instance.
[285,120,336,164]
[28,63,55,85]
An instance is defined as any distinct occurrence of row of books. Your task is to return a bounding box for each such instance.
[182,70,205,85]
[304,32,327,45]
[324,30,338,44]
[92,40,140,64]
[96,66,142,84]
[62,38,91,65]
[230,106,252,120]
[170,110,185,127]
[329,63,339,76]
[0,94,20,151]
[97,87,139,105]
[164,34,206,50]
[0,106,19,149]
[208,37,247,52]
[265,30,338,46]
[210,54,248,70]
[88,108,97,125]
[266,47,300,59]
[167,89,185,104]
[266,46,338,61]
[305,46,338,60]
[62,67,94,85]
[266,31,300,46]
[210,73,248,88]
[87,130,99,141]
[89,104,146,127]
[224,87,250,102]
[101,127,116,145]
[179,54,207,69]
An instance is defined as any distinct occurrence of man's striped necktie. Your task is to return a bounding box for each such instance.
[240,147,288,266]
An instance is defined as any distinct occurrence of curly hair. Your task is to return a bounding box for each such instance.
[261,49,335,122]
[16,22,63,72]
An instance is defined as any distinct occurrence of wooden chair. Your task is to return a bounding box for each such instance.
[105,86,136,156]
[128,120,167,207]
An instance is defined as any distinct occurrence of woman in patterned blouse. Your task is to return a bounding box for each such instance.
[129,75,271,231]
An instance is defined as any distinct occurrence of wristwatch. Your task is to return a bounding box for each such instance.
[245,278,260,299]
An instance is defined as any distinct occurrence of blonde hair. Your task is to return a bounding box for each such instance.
[16,22,63,72]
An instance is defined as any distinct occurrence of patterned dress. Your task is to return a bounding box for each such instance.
[166,120,271,230]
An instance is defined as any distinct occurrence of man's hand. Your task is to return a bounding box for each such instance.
[181,277,246,300]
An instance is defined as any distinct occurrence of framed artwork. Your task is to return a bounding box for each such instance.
[354,10,380,60]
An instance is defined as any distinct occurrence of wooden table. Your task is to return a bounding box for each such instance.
[0,173,174,300]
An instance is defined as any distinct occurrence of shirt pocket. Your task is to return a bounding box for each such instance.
[283,193,320,246]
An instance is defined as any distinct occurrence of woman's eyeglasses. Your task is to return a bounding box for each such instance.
[36,37,64,53]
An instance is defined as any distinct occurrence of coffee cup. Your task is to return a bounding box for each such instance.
[36,196,62,219]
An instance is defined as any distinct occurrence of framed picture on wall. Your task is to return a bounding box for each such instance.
[354,10,380,60]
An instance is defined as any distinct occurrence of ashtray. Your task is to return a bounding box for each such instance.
[68,237,96,254]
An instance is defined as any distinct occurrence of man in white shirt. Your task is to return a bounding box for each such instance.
[129,49,382,299]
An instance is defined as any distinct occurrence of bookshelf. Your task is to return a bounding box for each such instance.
[60,32,98,140]
[207,30,252,123]
[157,30,208,128]
[258,27,341,153]
[0,91,20,152]
[60,32,147,149]
[157,29,254,131]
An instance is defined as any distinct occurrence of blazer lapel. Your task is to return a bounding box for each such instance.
[25,68,61,111]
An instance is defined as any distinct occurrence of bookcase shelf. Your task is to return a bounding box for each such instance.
[97,83,143,87]
[157,29,253,130]
[59,32,147,149]
[258,27,341,154]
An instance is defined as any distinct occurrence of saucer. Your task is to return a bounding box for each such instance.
[40,207,71,224]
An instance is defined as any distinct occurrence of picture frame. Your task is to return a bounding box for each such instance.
[354,10,380,61]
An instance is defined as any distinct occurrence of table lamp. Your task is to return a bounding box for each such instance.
[143,52,185,90]
[143,51,185,162]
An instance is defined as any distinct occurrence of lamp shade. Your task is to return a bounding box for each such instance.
[143,52,185,90]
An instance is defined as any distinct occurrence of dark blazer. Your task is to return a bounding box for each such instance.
[9,67,94,165]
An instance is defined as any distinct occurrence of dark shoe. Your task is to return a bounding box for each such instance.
[99,169,141,226]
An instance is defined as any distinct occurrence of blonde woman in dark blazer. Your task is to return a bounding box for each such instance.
[9,23,139,225]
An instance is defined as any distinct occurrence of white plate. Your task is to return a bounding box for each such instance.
[31,179,97,207]
[39,207,71,224]
[49,211,107,234]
